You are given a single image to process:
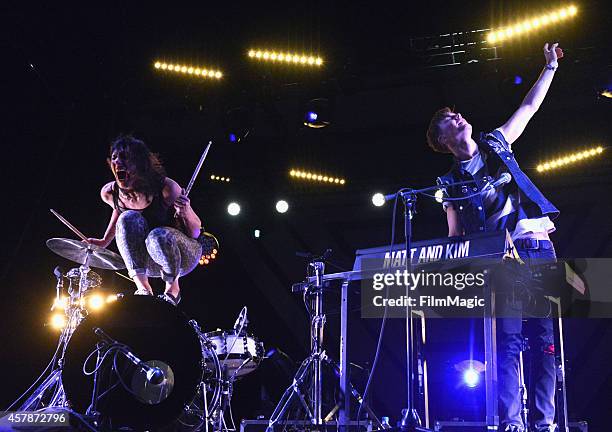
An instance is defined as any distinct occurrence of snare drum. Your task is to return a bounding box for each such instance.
[205,329,264,378]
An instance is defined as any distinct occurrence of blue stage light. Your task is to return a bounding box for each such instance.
[513,75,523,85]
[229,133,238,143]
[307,111,318,121]
[463,368,480,388]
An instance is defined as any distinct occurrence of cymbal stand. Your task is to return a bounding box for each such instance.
[267,259,383,432]
[17,249,94,411]
[266,260,326,431]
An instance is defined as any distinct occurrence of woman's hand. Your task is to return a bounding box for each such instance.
[173,189,193,218]
[85,238,111,248]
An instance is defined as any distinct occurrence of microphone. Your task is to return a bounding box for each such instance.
[94,327,165,385]
[487,173,512,189]
[51,266,65,311]
[53,266,65,282]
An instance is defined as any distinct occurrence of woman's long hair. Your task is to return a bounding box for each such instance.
[107,135,166,195]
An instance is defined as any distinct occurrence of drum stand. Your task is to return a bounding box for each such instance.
[16,250,94,411]
[267,260,382,432]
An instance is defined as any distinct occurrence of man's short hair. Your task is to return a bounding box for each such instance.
[426,107,453,153]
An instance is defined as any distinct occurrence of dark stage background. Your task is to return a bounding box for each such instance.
[2,1,612,430]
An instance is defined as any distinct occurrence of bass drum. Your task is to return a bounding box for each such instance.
[63,295,219,431]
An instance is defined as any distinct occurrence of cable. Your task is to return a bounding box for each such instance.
[357,191,401,424]
[5,321,68,410]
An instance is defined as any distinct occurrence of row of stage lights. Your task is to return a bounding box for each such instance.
[247,50,323,66]
[152,5,578,85]
[50,293,119,329]
[289,169,346,185]
[154,50,324,81]
[537,146,604,172]
[211,174,231,182]
[487,5,578,43]
[154,62,223,79]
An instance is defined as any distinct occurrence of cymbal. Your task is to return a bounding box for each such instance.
[46,238,126,270]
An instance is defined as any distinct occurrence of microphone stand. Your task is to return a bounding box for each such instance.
[391,180,478,432]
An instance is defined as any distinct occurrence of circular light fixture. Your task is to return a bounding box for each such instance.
[372,193,385,207]
[227,202,241,216]
[275,200,289,213]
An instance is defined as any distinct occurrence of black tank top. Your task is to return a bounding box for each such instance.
[112,179,179,230]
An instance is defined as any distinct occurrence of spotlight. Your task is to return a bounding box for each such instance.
[50,314,66,330]
[88,294,105,311]
[254,229,261,238]
[454,359,485,388]
[372,193,386,207]
[304,98,331,128]
[275,200,289,213]
[513,75,523,85]
[227,202,241,216]
[434,189,445,204]
[463,368,480,388]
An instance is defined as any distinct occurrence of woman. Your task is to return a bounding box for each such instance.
[87,135,203,305]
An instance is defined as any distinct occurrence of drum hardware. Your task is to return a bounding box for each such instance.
[201,307,264,432]
[266,256,383,432]
[14,241,102,416]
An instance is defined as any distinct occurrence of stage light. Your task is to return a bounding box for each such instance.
[513,75,523,85]
[289,169,346,185]
[486,5,578,44]
[211,174,231,183]
[227,202,241,216]
[454,359,485,388]
[50,314,66,330]
[247,49,323,67]
[106,294,118,303]
[275,200,289,213]
[254,229,261,238]
[601,90,612,99]
[304,98,331,128]
[536,146,604,173]
[372,193,386,207]
[434,189,445,204]
[463,368,480,388]
[153,61,223,80]
[52,296,69,311]
[88,294,105,311]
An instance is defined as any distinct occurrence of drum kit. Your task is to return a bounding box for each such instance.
[13,210,265,432]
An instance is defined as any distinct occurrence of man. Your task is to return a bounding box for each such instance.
[87,135,203,306]
[426,43,562,432]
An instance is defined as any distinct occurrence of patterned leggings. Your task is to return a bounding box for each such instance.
[115,210,202,283]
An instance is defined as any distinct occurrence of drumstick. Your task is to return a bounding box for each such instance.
[115,271,135,283]
[185,141,212,197]
[50,209,88,241]
[175,141,212,218]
